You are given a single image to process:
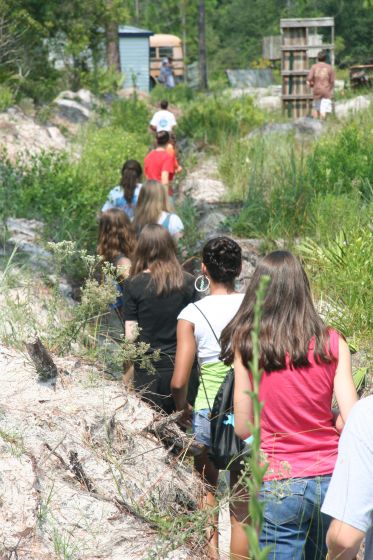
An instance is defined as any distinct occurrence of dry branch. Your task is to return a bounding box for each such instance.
[145,411,204,457]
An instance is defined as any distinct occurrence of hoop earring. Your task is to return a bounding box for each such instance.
[194,274,210,293]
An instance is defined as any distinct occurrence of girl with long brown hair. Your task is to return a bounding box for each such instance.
[220,250,358,559]
[97,208,135,278]
[102,159,142,220]
[123,224,198,413]
[133,181,183,239]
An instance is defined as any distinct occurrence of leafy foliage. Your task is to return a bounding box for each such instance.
[178,94,264,146]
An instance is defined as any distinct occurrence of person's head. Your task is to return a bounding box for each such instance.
[133,181,167,233]
[130,224,184,295]
[317,50,327,62]
[160,100,168,110]
[120,160,142,204]
[202,237,242,290]
[156,130,170,147]
[98,209,136,264]
[220,250,333,371]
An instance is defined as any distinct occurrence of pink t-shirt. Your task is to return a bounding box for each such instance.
[259,329,340,480]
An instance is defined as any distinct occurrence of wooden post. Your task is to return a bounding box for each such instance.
[198,0,208,90]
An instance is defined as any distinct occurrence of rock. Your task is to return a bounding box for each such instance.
[198,210,227,235]
[255,95,282,111]
[182,157,227,204]
[294,116,324,138]
[0,345,204,559]
[335,95,372,119]
[55,88,98,110]
[54,98,90,123]
[5,217,50,261]
[248,117,325,140]
[0,108,67,162]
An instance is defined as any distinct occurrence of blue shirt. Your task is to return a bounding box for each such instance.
[102,184,142,220]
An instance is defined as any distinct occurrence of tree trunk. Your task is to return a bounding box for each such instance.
[198,0,208,90]
[105,0,120,72]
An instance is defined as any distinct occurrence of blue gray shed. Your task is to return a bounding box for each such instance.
[118,25,153,92]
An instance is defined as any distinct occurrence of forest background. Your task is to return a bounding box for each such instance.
[1,0,373,104]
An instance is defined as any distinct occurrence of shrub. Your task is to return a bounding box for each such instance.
[110,97,151,140]
[306,119,373,199]
[150,83,195,105]
[3,126,148,255]
[178,94,264,146]
[0,86,14,111]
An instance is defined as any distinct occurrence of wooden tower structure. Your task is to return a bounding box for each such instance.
[280,17,335,118]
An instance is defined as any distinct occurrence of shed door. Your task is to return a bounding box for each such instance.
[119,37,150,92]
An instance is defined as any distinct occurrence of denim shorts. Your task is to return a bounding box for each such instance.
[259,475,332,559]
[192,408,211,447]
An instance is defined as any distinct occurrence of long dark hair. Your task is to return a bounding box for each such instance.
[220,251,334,371]
[97,209,136,264]
[120,160,142,204]
[130,224,185,295]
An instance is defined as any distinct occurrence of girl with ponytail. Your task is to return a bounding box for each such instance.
[102,160,143,220]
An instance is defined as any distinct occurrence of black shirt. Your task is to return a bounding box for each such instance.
[123,271,198,366]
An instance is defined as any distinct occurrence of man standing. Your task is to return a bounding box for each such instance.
[307,50,335,119]
[144,130,176,196]
[149,100,177,133]
[322,396,373,559]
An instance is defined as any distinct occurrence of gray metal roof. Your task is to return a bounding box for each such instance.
[118,25,153,37]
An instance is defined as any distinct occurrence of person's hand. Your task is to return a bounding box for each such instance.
[178,402,193,428]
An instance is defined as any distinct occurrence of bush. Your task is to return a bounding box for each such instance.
[231,111,373,240]
[178,94,264,146]
[110,97,151,140]
[150,83,195,105]
[306,119,373,199]
[2,126,148,254]
[0,86,14,111]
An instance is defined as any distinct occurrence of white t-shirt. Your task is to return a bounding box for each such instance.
[178,294,244,365]
[158,211,183,237]
[150,110,177,132]
[322,396,373,560]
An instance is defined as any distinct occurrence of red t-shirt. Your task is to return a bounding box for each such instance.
[144,149,175,182]
[258,328,340,480]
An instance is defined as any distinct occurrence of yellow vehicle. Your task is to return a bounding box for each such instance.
[150,34,184,87]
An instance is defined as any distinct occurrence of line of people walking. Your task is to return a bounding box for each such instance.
[96,99,371,560]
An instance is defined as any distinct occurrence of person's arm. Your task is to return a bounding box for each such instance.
[326,519,365,560]
[233,350,253,440]
[171,319,196,426]
[161,170,169,185]
[307,66,314,87]
[116,257,131,280]
[149,125,157,133]
[333,337,358,431]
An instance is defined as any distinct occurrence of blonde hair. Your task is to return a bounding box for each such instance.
[130,224,184,295]
[133,181,168,233]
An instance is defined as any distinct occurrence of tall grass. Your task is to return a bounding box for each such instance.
[227,109,373,241]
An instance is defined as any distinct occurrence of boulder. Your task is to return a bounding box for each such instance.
[335,95,372,119]
[54,98,90,123]
[0,107,67,162]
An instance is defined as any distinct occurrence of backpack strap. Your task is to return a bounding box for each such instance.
[192,303,221,412]
[192,303,220,344]
[161,212,172,230]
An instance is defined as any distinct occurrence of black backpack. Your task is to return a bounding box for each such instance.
[193,304,250,470]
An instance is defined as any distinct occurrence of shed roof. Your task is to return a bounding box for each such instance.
[118,25,153,37]
[280,17,334,28]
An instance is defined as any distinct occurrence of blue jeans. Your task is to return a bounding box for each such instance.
[259,475,332,559]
